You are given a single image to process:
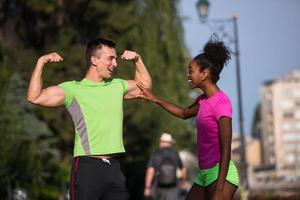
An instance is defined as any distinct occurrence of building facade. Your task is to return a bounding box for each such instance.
[260,70,300,171]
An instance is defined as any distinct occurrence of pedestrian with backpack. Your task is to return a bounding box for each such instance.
[144,133,188,200]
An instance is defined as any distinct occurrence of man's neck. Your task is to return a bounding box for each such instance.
[85,67,104,82]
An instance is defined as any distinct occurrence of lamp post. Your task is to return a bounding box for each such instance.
[196,0,249,190]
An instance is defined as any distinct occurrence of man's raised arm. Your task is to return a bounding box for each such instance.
[120,50,152,99]
[27,52,65,107]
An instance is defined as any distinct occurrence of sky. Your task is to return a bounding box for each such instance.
[179,0,300,135]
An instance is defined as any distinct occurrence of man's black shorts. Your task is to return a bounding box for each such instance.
[69,156,127,200]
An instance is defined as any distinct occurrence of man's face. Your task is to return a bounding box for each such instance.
[92,46,117,79]
[159,140,172,148]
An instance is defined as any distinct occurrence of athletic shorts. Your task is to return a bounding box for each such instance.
[194,161,239,187]
[69,156,127,200]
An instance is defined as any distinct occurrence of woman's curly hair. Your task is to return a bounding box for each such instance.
[193,39,231,83]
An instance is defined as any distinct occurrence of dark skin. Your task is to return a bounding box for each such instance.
[137,60,237,200]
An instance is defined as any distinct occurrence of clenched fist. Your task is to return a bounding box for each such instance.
[38,52,63,65]
[120,50,140,62]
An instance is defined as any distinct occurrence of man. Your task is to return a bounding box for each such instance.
[144,133,187,200]
[27,38,152,200]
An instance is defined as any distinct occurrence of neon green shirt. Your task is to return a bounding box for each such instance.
[58,78,128,157]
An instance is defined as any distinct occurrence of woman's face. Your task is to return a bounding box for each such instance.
[187,60,204,89]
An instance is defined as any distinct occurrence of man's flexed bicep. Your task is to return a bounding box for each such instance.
[120,50,152,99]
[27,52,65,107]
[28,86,65,107]
[124,80,140,99]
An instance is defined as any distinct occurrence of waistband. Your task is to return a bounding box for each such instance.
[74,156,119,165]
[199,160,235,171]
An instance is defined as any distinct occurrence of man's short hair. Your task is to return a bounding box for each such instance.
[85,38,116,66]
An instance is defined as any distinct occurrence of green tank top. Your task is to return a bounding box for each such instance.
[58,78,128,157]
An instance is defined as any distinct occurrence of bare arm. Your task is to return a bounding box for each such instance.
[180,167,188,180]
[137,83,198,119]
[144,167,155,197]
[216,117,232,191]
[120,50,152,99]
[179,167,189,190]
[27,52,65,107]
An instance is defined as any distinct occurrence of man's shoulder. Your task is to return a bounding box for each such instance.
[105,78,127,86]
[58,80,78,88]
[104,78,124,82]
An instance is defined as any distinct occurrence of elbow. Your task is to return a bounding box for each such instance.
[27,95,38,104]
[27,96,34,103]
[180,115,188,120]
[145,80,152,90]
[182,114,190,120]
[149,80,152,90]
[27,98,35,104]
[177,113,188,120]
[142,78,152,89]
[181,110,190,120]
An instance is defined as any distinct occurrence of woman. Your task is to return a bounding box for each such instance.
[137,40,239,200]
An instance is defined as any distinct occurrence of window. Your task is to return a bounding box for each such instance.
[284,144,298,151]
[283,133,300,142]
[297,123,300,130]
[281,100,294,109]
[283,90,293,97]
[286,154,296,163]
[295,110,300,119]
[282,122,293,131]
[294,89,300,97]
[282,122,300,131]
[283,112,294,118]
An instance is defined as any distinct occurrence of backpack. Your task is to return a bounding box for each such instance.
[157,156,177,187]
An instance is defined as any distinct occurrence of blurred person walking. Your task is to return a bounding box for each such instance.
[138,39,239,200]
[27,38,152,200]
[144,133,188,200]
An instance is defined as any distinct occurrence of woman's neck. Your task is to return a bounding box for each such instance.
[201,84,219,98]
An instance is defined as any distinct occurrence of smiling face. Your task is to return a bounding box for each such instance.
[187,60,209,89]
[91,45,117,79]
[187,60,202,89]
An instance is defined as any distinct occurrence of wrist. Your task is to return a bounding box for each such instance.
[153,96,161,104]
[145,185,151,189]
[134,55,142,64]
[37,58,46,66]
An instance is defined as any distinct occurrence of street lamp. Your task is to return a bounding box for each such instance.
[196,0,210,22]
[196,0,249,190]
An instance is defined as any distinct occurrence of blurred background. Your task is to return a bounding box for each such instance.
[0,0,299,199]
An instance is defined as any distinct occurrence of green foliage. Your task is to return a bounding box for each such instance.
[0,55,20,197]
[0,72,63,199]
[0,0,196,199]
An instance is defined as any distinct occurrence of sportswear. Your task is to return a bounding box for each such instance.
[196,90,232,168]
[194,161,239,187]
[58,78,128,157]
[69,157,127,200]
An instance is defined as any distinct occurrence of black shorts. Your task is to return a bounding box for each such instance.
[69,156,127,200]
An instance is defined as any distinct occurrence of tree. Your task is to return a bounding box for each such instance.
[0,0,196,199]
